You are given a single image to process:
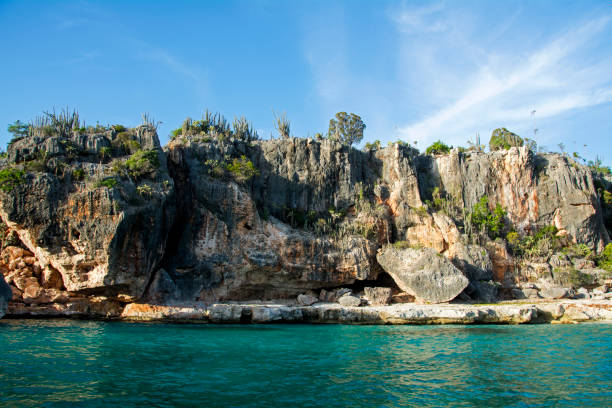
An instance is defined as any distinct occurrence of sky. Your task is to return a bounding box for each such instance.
[1,0,611,163]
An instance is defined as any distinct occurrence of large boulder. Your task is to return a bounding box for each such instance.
[447,242,493,281]
[0,273,12,318]
[376,246,469,303]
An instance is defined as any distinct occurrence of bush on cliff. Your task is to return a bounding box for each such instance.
[111,150,159,181]
[489,128,524,151]
[225,156,260,183]
[0,168,25,192]
[597,243,612,271]
[327,112,366,146]
[470,196,506,239]
[96,177,118,189]
[507,225,562,259]
[425,141,451,155]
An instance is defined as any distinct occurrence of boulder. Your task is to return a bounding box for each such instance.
[447,242,493,281]
[539,287,569,299]
[0,273,12,318]
[297,294,318,306]
[338,293,362,307]
[364,287,392,306]
[511,288,539,299]
[376,246,469,303]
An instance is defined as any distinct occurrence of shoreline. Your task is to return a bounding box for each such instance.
[4,299,611,325]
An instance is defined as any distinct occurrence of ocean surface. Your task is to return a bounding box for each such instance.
[0,320,610,407]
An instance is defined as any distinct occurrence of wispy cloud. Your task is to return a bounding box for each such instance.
[397,13,612,147]
[393,2,447,33]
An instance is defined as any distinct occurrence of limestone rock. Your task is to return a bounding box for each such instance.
[338,293,362,307]
[0,273,11,318]
[539,287,569,299]
[377,246,469,303]
[364,287,392,306]
[297,294,318,306]
[447,242,493,281]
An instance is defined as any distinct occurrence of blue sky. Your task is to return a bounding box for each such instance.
[1,0,611,163]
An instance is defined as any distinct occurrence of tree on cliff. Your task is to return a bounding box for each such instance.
[327,112,366,146]
[489,128,524,151]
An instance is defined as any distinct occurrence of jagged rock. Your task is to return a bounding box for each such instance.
[549,253,571,268]
[41,267,64,290]
[318,289,335,303]
[338,293,362,307]
[297,294,318,306]
[0,273,11,318]
[485,241,514,282]
[511,288,539,299]
[377,246,469,303]
[539,287,569,299]
[573,258,595,269]
[467,281,498,303]
[364,287,392,305]
[447,242,493,281]
[593,285,609,295]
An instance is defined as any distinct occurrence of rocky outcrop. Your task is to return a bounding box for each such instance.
[0,123,609,316]
[376,246,469,303]
[426,147,609,250]
[118,299,612,324]
[0,273,11,318]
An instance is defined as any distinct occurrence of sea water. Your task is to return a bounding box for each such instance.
[0,320,610,407]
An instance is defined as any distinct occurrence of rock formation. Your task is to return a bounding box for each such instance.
[0,119,610,319]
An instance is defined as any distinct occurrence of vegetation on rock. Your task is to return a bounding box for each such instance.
[327,112,366,146]
[0,168,25,192]
[489,128,524,151]
[469,196,506,239]
[425,141,451,155]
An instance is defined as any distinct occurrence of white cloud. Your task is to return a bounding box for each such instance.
[393,2,447,33]
[396,15,612,147]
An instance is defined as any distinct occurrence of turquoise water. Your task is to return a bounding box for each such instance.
[0,320,611,407]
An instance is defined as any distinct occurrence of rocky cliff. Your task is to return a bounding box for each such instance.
[0,122,610,318]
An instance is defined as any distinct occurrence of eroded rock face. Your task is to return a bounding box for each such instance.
[0,130,609,312]
[427,147,608,250]
[0,126,175,300]
[376,246,469,303]
[0,273,11,318]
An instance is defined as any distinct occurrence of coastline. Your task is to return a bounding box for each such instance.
[4,299,611,325]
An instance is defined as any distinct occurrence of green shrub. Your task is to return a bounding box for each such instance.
[170,127,182,140]
[112,124,127,133]
[137,184,153,197]
[113,131,140,154]
[562,243,592,259]
[124,150,159,179]
[0,168,25,192]
[470,196,506,239]
[72,168,85,181]
[597,243,612,271]
[99,146,112,162]
[507,225,560,259]
[489,128,524,151]
[225,155,260,183]
[97,178,118,189]
[425,140,451,155]
[364,140,381,150]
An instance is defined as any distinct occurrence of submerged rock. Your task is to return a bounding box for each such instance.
[376,246,469,303]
